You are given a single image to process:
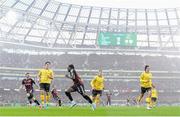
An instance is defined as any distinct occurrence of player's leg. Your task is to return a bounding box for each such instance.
[65,86,77,107]
[54,96,61,106]
[81,93,93,104]
[28,92,42,109]
[65,87,75,101]
[109,98,111,106]
[27,93,33,105]
[78,85,93,104]
[91,89,98,103]
[137,87,145,103]
[40,83,45,105]
[45,83,51,106]
[77,84,96,110]
[146,88,152,109]
[146,97,151,109]
[96,90,102,106]
[33,98,40,106]
[95,94,101,106]
[30,92,40,106]
[32,96,41,108]
[57,97,62,106]
[151,98,157,107]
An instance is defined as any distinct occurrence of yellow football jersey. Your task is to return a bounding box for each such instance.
[91,75,104,90]
[140,72,152,88]
[38,69,54,84]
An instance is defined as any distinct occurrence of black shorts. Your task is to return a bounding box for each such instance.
[141,87,151,94]
[92,89,102,97]
[71,84,85,95]
[40,83,50,92]
[151,97,157,102]
[27,93,33,100]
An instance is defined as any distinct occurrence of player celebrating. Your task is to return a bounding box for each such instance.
[65,64,96,110]
[20,73,41,108]
[51,87,62,106]
[38,61,54,108]
[90,69,104,106]
[137,65,153,109]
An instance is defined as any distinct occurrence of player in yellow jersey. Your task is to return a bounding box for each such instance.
[91,69,105,106]
[146,85,158,109]
[151,85,158,107]
[38,61,54,108]
[137,65,153,109]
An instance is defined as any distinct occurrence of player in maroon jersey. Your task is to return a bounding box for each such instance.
[51,87,61,106]
[65,64,96,110]
[106,91,112,106]
[20,73,41,108]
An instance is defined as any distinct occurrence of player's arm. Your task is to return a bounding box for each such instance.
[90,77,96,89]
[48,70,54,80]
[65,70,75,79]
[37,70,41,83]
[102,79,105,90]
[150,80,154,88]
[19,80,25,91]
[19,85,24,90]
[32,79,39,89]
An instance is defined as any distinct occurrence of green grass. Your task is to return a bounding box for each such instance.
[0,106,180,116]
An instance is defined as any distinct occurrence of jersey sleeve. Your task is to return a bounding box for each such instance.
[32,79,36,84]
[50,70,54,79]
[38,70,42,77]
[90,76,96,88]
[22,79,25,85]
[149,74,153,86]
[139,73,144,83]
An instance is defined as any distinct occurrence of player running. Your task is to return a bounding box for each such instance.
[19,73,41,108]
[38,61,54,108]
[51,87,62,106]
[90,69,105,106]
[137,65,154,109]
[65,64,96,110]
[150,85,158,108]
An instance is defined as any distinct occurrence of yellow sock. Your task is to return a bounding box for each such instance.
[95,96,100,105]
[146,97,151,107]
[91,96,96,103]
[46,95,50,104]
[40,94,45,105]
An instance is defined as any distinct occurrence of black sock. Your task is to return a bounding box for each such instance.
[82,94,93,104]
[34,100,40,106]
[58,99,61,106]
[65,91,73,101]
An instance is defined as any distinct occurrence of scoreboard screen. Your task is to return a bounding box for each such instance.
[98,32,137,47]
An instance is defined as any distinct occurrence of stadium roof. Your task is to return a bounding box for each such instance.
[0,0,180,49]
[58,0,180,9]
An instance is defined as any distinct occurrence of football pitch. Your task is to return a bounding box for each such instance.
[0,106,180,116]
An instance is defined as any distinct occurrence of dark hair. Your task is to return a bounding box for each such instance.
[45,61,51,65]
[68,64,75,69]
[144,65,150,71]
